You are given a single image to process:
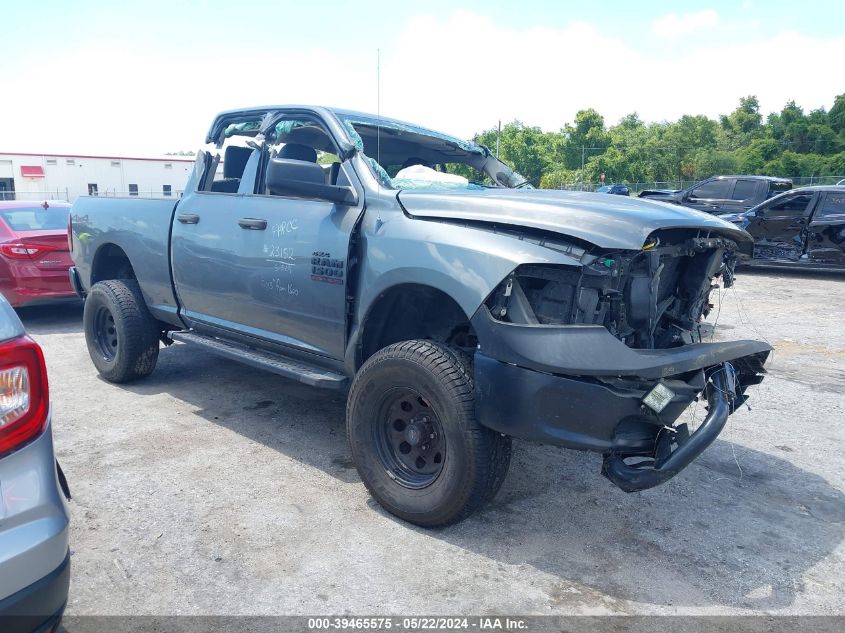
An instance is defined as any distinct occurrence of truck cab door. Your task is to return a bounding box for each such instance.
[722,178,760,214]
[684,178,733,214]
[745,191,816,262]
[170,112,364,362]
[806,191,845,266]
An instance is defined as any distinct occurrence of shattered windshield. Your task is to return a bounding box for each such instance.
[336,113,527,191]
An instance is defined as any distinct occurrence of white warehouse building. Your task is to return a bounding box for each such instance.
[0,151,200,202]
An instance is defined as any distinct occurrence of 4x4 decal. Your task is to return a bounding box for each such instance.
[311,251,344,284]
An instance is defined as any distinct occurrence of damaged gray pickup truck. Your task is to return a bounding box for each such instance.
[69,106,771,526]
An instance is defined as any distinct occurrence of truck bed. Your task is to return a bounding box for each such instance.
[71,196,181,323]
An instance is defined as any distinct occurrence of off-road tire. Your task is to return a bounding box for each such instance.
[83,279,160,383]
[347,340,512,527]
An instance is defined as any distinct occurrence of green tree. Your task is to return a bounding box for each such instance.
[474,121,557,186]
[736,138,780,173]
[719,96,763,149]
[560,109,609,170]
[691,149,738,179]
[829,94,845,134]
[462,93,844,189]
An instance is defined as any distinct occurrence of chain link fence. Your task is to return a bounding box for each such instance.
[0,189,184,201]
[559,175,845,195]
[84,189,184,198]
[0,189,70,201]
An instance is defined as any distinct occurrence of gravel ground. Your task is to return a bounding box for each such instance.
[17,269,845,616]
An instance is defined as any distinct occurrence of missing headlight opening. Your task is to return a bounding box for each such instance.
[486,229,739,350]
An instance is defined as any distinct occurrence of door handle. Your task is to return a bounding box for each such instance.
[177,213,200,224]
[238,218,267,230]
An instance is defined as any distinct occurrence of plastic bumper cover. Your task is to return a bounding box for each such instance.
[472,307,770,491]
[0,550,69,633]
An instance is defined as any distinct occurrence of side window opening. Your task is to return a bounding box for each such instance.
[206,139,258,194]
[690,179,731,200]
[261,116,341,196]
[732,179,757,201]
[317,151,341,185]
[767,194,813,216]
[815,193,845,219]
[202,117,263,194]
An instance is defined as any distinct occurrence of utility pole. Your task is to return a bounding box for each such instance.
[496,120,501,158]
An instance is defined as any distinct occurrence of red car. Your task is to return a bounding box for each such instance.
[0,200,76,308]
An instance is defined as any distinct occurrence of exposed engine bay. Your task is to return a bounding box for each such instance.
[486,229,739,350]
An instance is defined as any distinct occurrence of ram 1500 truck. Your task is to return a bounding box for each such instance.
[69,106,771,527]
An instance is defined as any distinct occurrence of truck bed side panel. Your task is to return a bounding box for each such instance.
[70,197,181,324]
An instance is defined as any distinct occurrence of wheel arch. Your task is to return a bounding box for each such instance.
[355,283,475,369]
[91,242,136,284]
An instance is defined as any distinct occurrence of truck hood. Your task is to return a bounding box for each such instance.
[397,188,752,251]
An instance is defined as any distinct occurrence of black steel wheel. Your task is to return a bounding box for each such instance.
[375,388,446,489]
[347,340,512,527]
[92,304,119,362]
[83,279,160,383]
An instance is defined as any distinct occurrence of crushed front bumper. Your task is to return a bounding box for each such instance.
[471,307,771,492]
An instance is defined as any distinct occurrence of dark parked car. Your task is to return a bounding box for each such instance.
[638,175,792,215]
[722,186,845,271]
[596,183,629,196]
[0,294,71,632]
[0,201,76,307]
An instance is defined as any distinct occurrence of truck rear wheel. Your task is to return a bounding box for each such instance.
[83,279,159,383]
[347,340,511,527]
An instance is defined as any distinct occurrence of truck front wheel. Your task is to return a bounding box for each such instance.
[347,340,511,527]
[83,279,160,383]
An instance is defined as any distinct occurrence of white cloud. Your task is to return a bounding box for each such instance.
[651,10,720,38]
[0,10,842,156]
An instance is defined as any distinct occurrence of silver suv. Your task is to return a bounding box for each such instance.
[0,295,70,632]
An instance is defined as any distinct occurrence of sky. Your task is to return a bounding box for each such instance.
[1,0,843,156]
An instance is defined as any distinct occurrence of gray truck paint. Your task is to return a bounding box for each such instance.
[397,188,754,253]
[68,105,774,497]
[71,197,180,323]
[70,106,758,371]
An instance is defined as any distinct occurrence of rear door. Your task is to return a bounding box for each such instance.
[684,178,734,214]
[170,111,363,361]
[719,178,760,214]
[745,191,817,262]
[806,191,845,266]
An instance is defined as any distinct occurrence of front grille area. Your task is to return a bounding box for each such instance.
[486,230,740,350]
